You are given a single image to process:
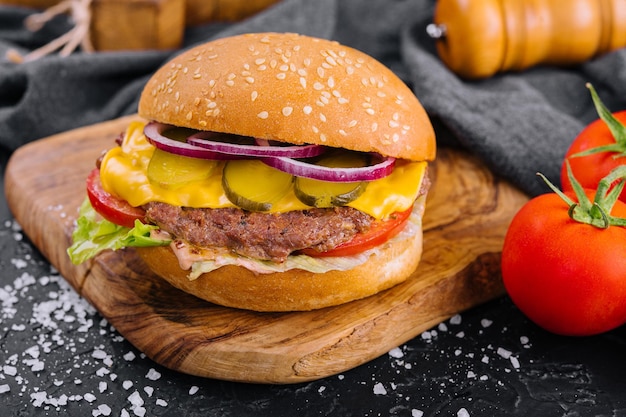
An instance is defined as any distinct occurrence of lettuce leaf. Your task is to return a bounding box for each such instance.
[67,198,170,265]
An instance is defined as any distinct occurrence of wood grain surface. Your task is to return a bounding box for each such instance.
[4,115,529,383]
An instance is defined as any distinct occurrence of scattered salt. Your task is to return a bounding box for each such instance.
[373,382,387,395]
[388,347,404,358]
[145,368,161,381]
[0,384,10,394]
[189,386,199,395]
[458,408,470,417]
[497,347,512,359]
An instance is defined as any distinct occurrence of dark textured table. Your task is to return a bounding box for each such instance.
[1,152,625,417]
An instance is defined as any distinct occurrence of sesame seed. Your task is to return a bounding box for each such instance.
[298,69,307,76]
[245,77,255,84]
[317,67,325,78]
[339,129,347,136]
[349,120,358,127]
[372,122,378,132]
[320,133,327,142]
[313,82,324,90]
[282,106,293,116]
[193,97,201,106]
[327,77,335,88]
[199,120,207,127]
[393,133,400,142]
[312,126,319,133]
[389,120,399,128]
[320,113,327,122]
[304,58,311,67]
[186,111,193,121]
[393,112,399,120]
[366,108,375,115]
[175,92,180,101]
[228,73,236,80]
[300,77,307,89]
[338,97,349,104]
[207,101,217,108]
[226,80,235,87]
[260,36,270,43]
[279,64,289,72]
[320,96,329,105]
[270,60,277,69]
[251,91,258,101]
[209,80,216,87]
[255,58,266,65]
[257,111,269,119]
[276,73,286,80]
[258,65,267,71]
[303,105,312,115]
[326,56,337,66]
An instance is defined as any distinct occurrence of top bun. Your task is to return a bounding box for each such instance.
[138,32,435,161]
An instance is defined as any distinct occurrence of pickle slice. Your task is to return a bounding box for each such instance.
[147,148,219,189]
[294,151,369,208]
[295,177,367,207]
[222,160,293,212]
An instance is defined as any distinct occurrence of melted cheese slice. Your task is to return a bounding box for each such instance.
[99,121,427,220]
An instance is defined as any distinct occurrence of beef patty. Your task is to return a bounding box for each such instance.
[144,204,373,262]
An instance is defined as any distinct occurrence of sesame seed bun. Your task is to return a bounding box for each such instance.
[138,32,436,162]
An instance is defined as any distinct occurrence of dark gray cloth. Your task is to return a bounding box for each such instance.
[1,0,625,196]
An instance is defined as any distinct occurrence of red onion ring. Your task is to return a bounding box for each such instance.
[188,133,326,158]
[144,122,243,160]
[260,154,396,182]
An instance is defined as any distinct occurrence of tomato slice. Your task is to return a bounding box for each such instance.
[86,168,146,228]
[301,206,413,257]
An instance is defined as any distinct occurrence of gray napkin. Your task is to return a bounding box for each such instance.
[1,0,626,197]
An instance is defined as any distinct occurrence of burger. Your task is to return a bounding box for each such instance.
[68,32,436,312]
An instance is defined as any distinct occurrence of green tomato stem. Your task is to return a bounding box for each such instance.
[538,162,626,228]
[572,83,626,158]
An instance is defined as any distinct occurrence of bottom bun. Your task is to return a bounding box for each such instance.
[135,229,423,312]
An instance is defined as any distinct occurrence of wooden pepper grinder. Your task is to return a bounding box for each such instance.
[426,0,626,79]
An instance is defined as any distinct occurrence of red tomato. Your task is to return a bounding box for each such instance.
[501,190,626,336]
[86,168,146,228]
[561,110,626,201]
[301,206,413,257]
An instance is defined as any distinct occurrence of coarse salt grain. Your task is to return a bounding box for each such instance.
[373,382,387,395]
[388,347,404,359]
[145,368,161,381]
[189,386,199,395]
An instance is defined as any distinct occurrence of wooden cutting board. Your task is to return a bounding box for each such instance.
[4,115,529,384]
